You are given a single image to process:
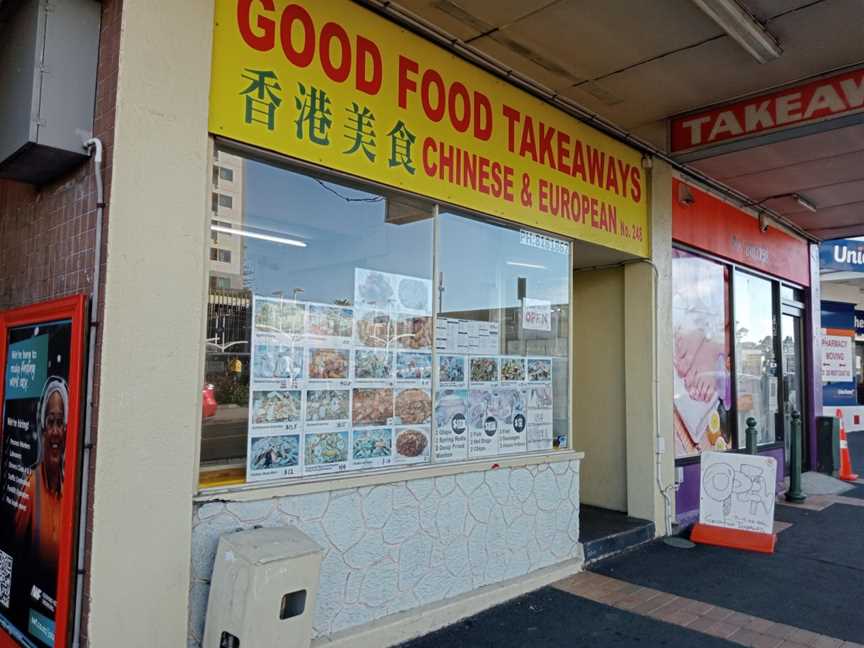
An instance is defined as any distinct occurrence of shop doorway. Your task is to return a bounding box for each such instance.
[781,310,807,471]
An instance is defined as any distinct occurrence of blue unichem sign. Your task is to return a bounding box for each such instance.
[820,238,864,273]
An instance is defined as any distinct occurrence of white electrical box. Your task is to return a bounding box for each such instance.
[203,527,323,648]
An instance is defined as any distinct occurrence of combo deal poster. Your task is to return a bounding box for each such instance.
[0,298,84,648]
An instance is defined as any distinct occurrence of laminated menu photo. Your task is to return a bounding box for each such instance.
[436,354,467,388]
[393,426,431,465]
[304,388,351,429]
[306,304,354,348]
[351,427,394,469]
[304,430,350,475]
[395,351,432,385]
[247,432,301,481]
[434,388,468,462]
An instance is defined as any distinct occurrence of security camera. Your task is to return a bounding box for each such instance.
[678,184,695,206]
[759,212,769,232]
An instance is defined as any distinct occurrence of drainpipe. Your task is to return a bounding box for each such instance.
[72,137,104,648]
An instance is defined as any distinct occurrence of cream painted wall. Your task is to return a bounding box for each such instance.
[571,267,627,511]
[86,1,214,646]
[623,159,675,531]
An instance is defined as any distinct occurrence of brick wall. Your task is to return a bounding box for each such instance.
[0,1,122,645]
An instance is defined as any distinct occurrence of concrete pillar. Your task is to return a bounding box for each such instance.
[623,159,675,532]
[86,1,214,645]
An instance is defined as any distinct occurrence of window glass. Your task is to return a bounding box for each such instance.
[202,152,435,483]
[436,212,570,460]
[200,150,572,487]
[734,271,777,446]
[671,249,732,458]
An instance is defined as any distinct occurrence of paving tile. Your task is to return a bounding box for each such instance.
[653,608,700,627]
[750,634,784,648]
[688,616,721,633]
[727,612,759,626]
[773,521,793,534]
[762,623,798,640]
[788,628,827,645]
[703,606,735,622]
[746,618,778,633]
[812,636,844,648]
[705,621,743,639]
[840,642,864,648]
[729,628,761,646]
[681,598,715,615]
[832,496,864,508]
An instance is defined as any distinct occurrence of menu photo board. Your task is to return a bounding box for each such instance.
[433,345,555,463]
[247,269,435,482]
[0,296,87,648]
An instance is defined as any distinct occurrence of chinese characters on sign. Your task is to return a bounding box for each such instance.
[209,0,650,257]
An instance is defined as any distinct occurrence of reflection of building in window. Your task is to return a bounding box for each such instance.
[207,151,245,290]
[210,248,232,263]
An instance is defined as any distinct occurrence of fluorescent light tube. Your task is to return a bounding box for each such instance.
[691,0,782,64]
[210,224,307,247]
[506,261,546,270]
[794,193,816,213]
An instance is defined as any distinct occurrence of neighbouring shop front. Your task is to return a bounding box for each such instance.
[819,238,864,432]
[189,0,654,645]
[671,180,816,525]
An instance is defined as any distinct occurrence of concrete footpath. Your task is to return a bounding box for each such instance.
[399,433,864,648]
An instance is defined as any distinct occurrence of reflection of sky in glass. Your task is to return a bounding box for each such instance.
[242,160,432,304]
[734,272,773,344]
[438,212,570,313]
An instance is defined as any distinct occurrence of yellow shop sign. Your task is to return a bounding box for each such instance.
[209,0,650,256]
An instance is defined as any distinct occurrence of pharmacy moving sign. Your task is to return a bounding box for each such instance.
[209,0,650,257]
[0,297,86,648]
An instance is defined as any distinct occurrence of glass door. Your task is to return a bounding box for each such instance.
[781,312,805,469]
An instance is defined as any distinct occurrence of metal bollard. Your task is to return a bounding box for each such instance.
[745,417,758,455]
[786,410,806,503]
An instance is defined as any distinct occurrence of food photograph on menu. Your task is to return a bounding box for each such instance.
[395,315,433,350]
[470,357,499,384]
[254,297,306,336]
[500,357,527,382]
[249,434,300,471]
[395,387,432,425]
[352,428,393,464]
[527,358,552,382]
[308,348,350,380]
[352,387,394,427]
[253,343,304,382]
[394,427,430,462]
[353,349,394,381]
[354,310,394,348]
[305,389,350,424]
[307,304,354,339]
[251,389,302,426]
[395,352,432,381]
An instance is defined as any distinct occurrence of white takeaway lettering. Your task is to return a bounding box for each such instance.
[708,110,743,142]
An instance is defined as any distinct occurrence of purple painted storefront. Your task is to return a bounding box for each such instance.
[672,181,820,526]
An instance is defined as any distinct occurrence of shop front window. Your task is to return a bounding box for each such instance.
[734,271,778,447]
[672,249,732,459]
[436,213,570,461]
[200,149,572,487]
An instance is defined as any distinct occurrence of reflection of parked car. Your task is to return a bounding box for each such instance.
[202,383,218,418]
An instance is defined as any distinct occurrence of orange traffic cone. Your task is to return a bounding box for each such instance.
[836,408,859,482]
